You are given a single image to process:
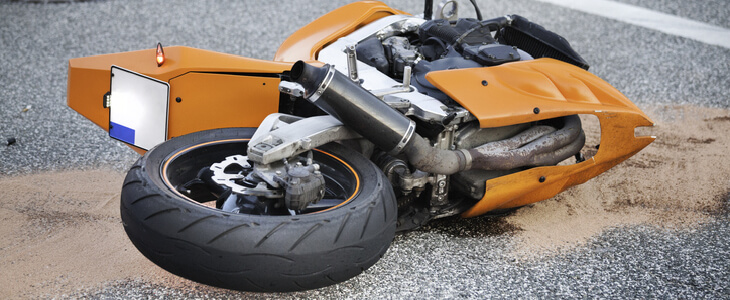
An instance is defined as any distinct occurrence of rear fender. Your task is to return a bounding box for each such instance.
[67,46,291,153]
[425,58,655,217]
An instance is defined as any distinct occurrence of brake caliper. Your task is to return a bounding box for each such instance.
[283,162,326,211]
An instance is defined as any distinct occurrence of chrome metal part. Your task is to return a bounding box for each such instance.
[210,155,283,198]
[375,17,423,40]
[379,155,409,183]
[247,113,361,164]
[402,65,412,88]
[278,81,305,97]
[431,174,449,207]
[374,152,429,197]
[345,44,359,83]
[428,124,458,206]
[392,120,416,154]
[309,66,336,103]
[504,14,514,25]
[317,15,451,123]
[382,93,453,121]
[371,66,413,98]
[437,0,458,21]
[372,85,413,98]
[398,170,429,196]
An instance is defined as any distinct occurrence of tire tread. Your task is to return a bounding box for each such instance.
[143,207,180,221]
[120,128,396,292]
[288,223,322,251]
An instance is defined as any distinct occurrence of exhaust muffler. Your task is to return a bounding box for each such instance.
[290,61,416,155]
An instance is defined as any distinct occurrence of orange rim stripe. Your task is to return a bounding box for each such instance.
[160,138,360,214]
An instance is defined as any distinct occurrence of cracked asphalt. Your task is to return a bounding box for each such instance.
[1,0,728,298]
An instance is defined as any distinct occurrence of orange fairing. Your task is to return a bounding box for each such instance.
[167,73,280,139]
[274,1,406,62]
[425,58,655,217]
[67,46,291,154]
[425,58,652,128]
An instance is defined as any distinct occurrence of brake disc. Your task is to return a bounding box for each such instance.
[209,155,283,198]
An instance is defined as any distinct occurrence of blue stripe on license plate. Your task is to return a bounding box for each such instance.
[110,122,135,145]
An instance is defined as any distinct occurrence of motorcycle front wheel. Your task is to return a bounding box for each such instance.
[120,128,397,292]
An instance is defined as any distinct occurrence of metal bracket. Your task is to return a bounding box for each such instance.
[437,0,459,21]
[345,44,360,83]
[371,66,413,98]
[103,91,111,108]
[247,113,362,164]
[279,81,305,97]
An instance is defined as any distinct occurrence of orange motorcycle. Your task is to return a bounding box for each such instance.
[67,0,654,292]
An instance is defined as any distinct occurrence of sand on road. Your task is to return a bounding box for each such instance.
[0,104,728,298]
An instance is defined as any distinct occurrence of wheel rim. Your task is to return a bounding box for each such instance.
[160,139,360,215]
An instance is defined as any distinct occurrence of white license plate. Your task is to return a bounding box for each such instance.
[109,66,169,150]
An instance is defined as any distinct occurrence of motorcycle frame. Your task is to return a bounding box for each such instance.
[67,1,654,218]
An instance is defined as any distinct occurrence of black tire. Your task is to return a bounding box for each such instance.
[120,128,397,292]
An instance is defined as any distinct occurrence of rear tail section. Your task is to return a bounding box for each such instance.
[67,46,291,153]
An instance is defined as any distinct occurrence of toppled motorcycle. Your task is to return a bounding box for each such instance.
[67,1,654,292]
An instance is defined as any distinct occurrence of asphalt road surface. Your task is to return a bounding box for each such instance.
[1,0,728,298]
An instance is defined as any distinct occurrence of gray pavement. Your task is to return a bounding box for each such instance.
[1,0,728,298]
[613,0,730,28]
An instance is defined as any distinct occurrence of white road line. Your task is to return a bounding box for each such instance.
[534,0,730,49]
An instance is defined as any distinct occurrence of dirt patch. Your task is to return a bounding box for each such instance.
[506,105,730,255]
[0,170,181,298]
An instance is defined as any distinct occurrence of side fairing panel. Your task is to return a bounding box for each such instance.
[167,73,280,139]
[425,58,652,128]
[426,59,655,217]
[463,111,654,217]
